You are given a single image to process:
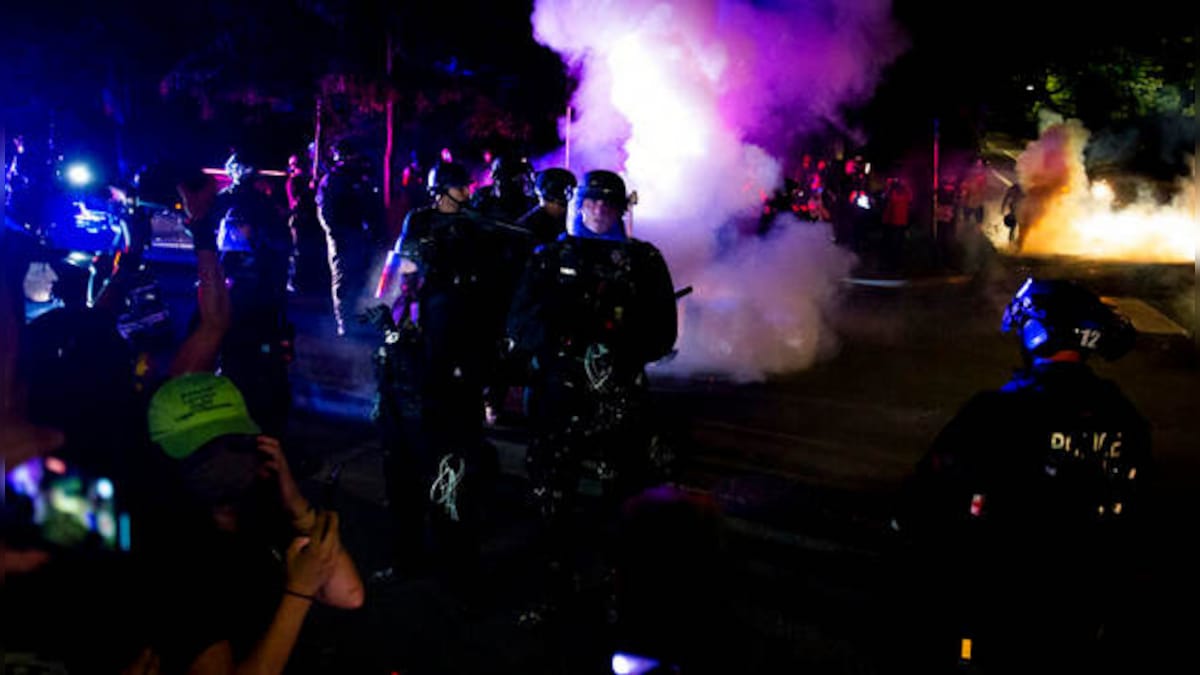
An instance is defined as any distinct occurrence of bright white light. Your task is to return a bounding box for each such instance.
[611,655,634,675]
[1089,180,1115,202]
[66,163,93,187]
[611,652,658,675]
[1026,84,1035,91]
[95,478,115,500]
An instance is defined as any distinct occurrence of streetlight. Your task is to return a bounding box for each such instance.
[65,162,93,187]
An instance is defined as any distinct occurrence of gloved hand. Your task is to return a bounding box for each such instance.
[360,303,396,332]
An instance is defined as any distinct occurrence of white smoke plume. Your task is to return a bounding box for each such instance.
[532,0,905,380]
[1014,117,1194,263]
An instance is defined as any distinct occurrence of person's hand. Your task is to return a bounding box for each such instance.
[255,436,310,524]
[177,175,217,221]
[177,177,219,250]
[285,511,340,597]
[360,303,396,332]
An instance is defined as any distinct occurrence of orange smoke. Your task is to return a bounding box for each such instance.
[1015,120,1194,263]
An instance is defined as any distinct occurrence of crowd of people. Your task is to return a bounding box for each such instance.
[2,127,1155,674]
[3,164,365,673]
[2,137,687,672]
[757,151,1005,275]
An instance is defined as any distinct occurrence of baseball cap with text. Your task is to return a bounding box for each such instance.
[148,373,261,460]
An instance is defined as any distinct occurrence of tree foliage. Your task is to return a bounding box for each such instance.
[1033,39,1194,125]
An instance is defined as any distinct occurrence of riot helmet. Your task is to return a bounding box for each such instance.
[534,168,577,205]
[224,151,259,186]
[426,161,472,196]
[1001,278,1136,361]
[488,156,534,195]
[489,155,534,182]
[572,170,629,212]
[568,170,630,239]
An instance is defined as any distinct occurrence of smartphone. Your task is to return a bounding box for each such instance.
[4,455,131,552]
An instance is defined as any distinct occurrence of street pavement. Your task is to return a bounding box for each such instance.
[150,233,1198,673]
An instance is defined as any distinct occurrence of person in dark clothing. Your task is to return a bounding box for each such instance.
[1001,182,1024,244]
[831,156,869,248]
[516,167,576,247]
[473,167,580,425]
[894,278,1149,674]
[213,151,294,436]
[880,177,913,273]
[471,155,537,224]
[935,176,959,269]
[285,153,323,293]
[141,373,363,675]
[371,161,511,577]
[507,170,678,624]
[316,140,383,336]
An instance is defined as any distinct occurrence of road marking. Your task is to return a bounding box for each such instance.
[1102,297,1189,335]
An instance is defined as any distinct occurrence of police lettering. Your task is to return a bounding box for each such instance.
[1048,430,1123,458]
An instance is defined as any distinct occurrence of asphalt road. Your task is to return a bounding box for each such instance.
[145,236,1198,674]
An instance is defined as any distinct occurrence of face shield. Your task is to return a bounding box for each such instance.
[567,194,632,240]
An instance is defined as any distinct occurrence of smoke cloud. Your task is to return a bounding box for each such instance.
[1015,118,1194,263]
[532,0,905,380]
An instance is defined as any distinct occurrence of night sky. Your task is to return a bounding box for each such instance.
[1,0,1192,176]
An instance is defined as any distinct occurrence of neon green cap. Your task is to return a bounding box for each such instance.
[148,373,261,459]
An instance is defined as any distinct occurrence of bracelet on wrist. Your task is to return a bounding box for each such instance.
[284,588,316,602]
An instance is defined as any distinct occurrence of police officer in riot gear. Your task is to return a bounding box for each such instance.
[213,150,293,435]
[507,169,678,623]
[316,138,383,336]
[370,161,508,575]
[894,278,1149,673]
[516,168,576,247]
[477,167,579,424]
[472,155,537,224]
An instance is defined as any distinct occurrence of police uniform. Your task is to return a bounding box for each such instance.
[508,183,677,527]
[516,168,575,248]
[374,189,511,567]
[896,279,1148,672]
[515,204,567,248]
[472,190,537,225]
[471,156,537,225]
[507,176,677,622]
